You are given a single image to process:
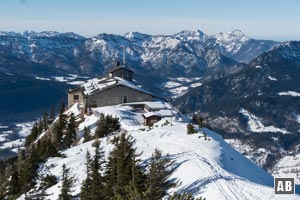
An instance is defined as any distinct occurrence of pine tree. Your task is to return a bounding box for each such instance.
[8,169,21,195]
[95,114,120,138]
[80,151,93,200]
[42,111,49,131]
[0,173,5,199]
[58,164,75,200]
[64,113,77,148]
[81,140,105,200]
[104,133,146,199]
[168,192,206,200]
[25,123,39,147]
[91,140,105,199]
[83,126,91,142]
[50,105,55,119]
[95,114,108,138]
[53,102,67,149]
[144,149,176,200]
[187,123,196,134]
[124,181,144,200]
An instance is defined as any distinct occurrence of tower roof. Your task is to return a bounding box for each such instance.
[108,66,134,74]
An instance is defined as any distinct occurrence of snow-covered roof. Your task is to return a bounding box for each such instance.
[80,76,155,97]
[142,112,162,118]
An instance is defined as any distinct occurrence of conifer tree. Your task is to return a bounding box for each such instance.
[187,123,196,134]
[25,123,39,147]
[0,173,5,199]
[169,192,206,200]
[64,113,77,148]
[53,102,67,148]
[80,151,93,200]
[8,169,21,196]
[95,114,108,138]
[42,111,49,131]
[81,140,105,200]
[95,114,120,138]
[58,164,75,200]
[50,105,55,119]
[83,126,91,142]
[104,133,146,198]
[144,149,176,200]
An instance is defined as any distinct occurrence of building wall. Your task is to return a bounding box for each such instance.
[144,116,162,126]
[111,69,132,81]
[86,85,153,107]
[68,90,84,108]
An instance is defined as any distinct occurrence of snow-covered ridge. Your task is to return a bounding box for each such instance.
[278,91,300,97]
[0,31,85,39]
[16,103,298,200]
[239,108,289,134]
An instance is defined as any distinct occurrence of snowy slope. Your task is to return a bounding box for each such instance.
[17,103,298,200]
[273,153,300,184]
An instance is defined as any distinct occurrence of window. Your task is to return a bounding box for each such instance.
[73,95,79,100]
[112,97,118,103]
[103,98,108,103]
[123,96,128,103]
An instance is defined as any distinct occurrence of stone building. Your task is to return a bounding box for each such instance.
[68,64,158,108]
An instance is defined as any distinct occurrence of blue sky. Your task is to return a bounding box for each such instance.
[0,0,300,40]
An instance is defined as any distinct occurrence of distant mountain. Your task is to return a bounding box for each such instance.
[175,41,300,170]
[206,30,277,63]
[0,30,277,78]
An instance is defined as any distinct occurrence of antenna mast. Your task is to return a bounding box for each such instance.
[122,46,126,67]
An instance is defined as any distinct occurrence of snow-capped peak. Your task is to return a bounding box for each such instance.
[174,30,208,42]
[124,31,151,40]
[214,29,249,43]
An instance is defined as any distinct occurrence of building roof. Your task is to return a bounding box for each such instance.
[142,109,174,118]
[68,87,81,93]
[142,112,162,118]
[108,66,134,74]
[80,76,155,97]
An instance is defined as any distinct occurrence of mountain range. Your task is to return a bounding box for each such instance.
[0,29,299,184]
[0,30,276,77]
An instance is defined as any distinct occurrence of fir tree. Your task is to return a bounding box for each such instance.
[53,102,67,149]
[95,114,120,138]
[144,149,176,200]
[25,123,39,147]
[80,151,93,200]
[187,123,196,134]
[50,105,55,119]
[168,192,206,200]
[124,181,144,200]
[83,126,91,142]
[95,114,108,138]
[64,113,77,148]
[42,111,49,131]
[8,169,21,196]
[81,140,106,200]
[104,133,146,198]
[58,164,75,200]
